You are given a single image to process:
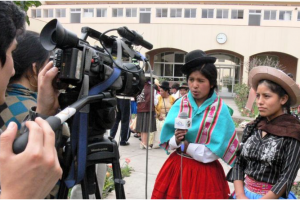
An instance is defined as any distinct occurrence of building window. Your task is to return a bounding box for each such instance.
[154,52,186,81]
[96,8,107,17]
[184,8,196,18]
[56,8,66,18]
[156,8,168,18]
[170,8,182,18]
[126,8,137,17]
[298,11,300,21]
[112,8,123,17]
[249,10,261,26]
[264,10,276,20]
[140,8,151,23]
[31,9,41,18]
[216,9,228,19]
[202,9,214,18]
[279,11,292,21]
[83,8,94,17]
[231,10,243,19]
[43,9,53,18]
[70,8,81,23]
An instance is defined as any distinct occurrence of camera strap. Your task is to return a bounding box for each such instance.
[65,67,121,188]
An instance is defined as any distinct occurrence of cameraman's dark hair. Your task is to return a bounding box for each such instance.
[0,1,25,66]
[258,79,291,114]
[11,31,50,82]
[186,63,218,98]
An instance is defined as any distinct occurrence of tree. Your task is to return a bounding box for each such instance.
[14,1,42,25]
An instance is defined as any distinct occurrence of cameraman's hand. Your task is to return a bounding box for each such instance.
[0,118,62,199]
[36,61,59,116]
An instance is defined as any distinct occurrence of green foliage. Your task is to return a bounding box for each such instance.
[291,182,300,198]
[102,161,134,198]
[234,83,259,118]
[14,1,42,25]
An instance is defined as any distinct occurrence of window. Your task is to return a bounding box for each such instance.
[140,8,151,23]
[231,10,243,19]
[43,9,53,18]
[154,52,186,81]
[170,8,182,18]
[31,9,41,18]
[83,8,94,17]
[216,9,228,19]
[202,9,214,18]
[156,8,168,18]
[56,9,66,18]
[298,11,300,21]
[96,8,107,17]
[70,8,81,23]
[112,8,123,17]
[184,8,196,18]
[264,10,276,20]
[126,8,137,17]
[279,11,292,21]
[249,10,261,26]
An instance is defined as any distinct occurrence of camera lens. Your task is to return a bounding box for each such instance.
[51,31,57,43]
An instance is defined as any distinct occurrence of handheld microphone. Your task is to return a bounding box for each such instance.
[174,112,192,151]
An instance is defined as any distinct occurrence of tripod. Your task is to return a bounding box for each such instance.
[56,92,126,199]
[57,135,125,199]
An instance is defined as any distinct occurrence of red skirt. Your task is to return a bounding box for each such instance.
[151,152,230,199]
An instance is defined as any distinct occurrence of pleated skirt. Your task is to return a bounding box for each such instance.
[151,152,230,199]
[136,111,157,133]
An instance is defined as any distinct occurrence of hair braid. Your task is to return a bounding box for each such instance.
[236,115,262,156]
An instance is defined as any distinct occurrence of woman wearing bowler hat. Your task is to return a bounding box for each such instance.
[152,81,175,148]
[178,82,189,97]
[227,66,300,199]
[152,50,239,199]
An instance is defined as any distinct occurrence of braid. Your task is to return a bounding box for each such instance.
[236,115,262,156]
[242,115,262,143]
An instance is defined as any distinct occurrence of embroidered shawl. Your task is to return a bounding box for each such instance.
[160,91,239,166]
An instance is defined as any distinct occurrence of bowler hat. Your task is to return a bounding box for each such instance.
[178,82,189,89]
[160,81,170,90]
[181,50,216,74]
[249,66,300,106]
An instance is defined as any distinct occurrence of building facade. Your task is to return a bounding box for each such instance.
[27,0,300,96]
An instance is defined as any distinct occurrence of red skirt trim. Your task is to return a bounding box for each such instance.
[151,152,230,199]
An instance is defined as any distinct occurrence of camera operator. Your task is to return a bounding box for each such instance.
[0,2,62,199]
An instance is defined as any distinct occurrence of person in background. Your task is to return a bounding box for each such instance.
[171,82,180,99]
[178,82,189,97]
[0,31,50,133]
[136,73,157,149]
[0,2,62,198]
[227,66,300,199]
[152,50,239,199]
[153,81,175,148]
[110,96,131,146]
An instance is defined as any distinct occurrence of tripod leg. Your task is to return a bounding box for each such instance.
[112,159,126,199]
[81,175,90,199]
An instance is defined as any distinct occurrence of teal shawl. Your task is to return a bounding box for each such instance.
[160,91,239,166]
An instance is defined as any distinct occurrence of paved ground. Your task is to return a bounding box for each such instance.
[105,98,300,199]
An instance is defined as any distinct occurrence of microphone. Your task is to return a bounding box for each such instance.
[117,27,153,50]
[174,112,192,151]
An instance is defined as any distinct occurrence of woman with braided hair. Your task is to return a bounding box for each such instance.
[152,50,239,199]
[227,66,300,199]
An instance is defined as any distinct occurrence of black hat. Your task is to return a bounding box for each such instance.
[178,82,189,89]
[160,81,170,90]
[181,50,216,74]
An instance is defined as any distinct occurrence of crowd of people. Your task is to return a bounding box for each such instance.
[1,1,300,199]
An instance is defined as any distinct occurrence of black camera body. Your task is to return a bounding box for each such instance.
[41,19,147,97]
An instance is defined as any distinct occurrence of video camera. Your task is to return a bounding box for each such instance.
[40,19,152,97]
